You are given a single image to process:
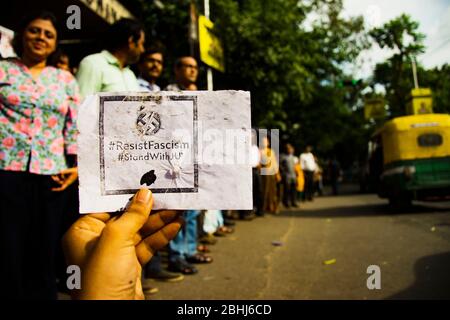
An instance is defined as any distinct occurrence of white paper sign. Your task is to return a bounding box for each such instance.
[77,91,252,213]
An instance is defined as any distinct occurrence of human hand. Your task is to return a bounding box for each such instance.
[62,188,183,300]
[276,172,282,183]
[51,167,78,191]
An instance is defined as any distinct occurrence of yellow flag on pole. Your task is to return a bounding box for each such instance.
[198,15,225,72]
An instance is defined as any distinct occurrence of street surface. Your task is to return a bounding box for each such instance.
[150,185,450,300]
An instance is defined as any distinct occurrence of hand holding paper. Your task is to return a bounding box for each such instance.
[62,188,183,300]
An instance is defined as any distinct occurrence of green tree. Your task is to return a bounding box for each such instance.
[212,0,369,159]
[420,64,450,114]
[128,0,371,167]
[370,14,426,117]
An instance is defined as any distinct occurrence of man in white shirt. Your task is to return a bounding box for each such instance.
[300,146,317,201]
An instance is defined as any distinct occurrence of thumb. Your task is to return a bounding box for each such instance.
[112,188,153,239]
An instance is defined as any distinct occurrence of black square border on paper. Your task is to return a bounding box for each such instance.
[98,95,198,195]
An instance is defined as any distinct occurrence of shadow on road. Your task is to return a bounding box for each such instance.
[278,203,450,218]
[387,251,450,299]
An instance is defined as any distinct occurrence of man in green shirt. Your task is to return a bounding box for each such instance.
[76,19,145,98]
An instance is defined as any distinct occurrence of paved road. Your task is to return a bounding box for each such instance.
[150,187,450,300]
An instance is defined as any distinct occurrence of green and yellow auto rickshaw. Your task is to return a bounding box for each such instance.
[370,113,450,206]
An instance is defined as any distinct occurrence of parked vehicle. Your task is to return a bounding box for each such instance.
[369,114,450,206]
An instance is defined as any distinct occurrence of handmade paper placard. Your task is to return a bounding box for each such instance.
[77,91,252,213]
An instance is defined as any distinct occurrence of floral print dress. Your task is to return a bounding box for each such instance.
[0,59,80,175]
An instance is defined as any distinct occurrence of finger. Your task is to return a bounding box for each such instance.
[52,180,72,191]
[59,174,78,190]
[51,180,72,191]
[86,212,111,222]
[62,213,111,266]
[70,214,110,234]
[132,210,182,245]
[135,217,183,265]
[111,188,153,239]
[140,210,181,237]
[51,175,64,185]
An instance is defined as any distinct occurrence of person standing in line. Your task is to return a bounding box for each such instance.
[300,146,317,201]
[250,130,263,216]
[76,18,145,98]
[137,44,164,92]
[314,156,324,196]
[0,11,80,299]
[294,155,304,203]
[49,48,71,73]
[328,157,341,195]
[260,136,280,214]
[165,56,198,91]
[280,143,298,208]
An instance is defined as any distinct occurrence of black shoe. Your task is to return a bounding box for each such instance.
[224,218,236,226]
[147,269,184,282]
[240,212,255,220]
[168,259,198,275]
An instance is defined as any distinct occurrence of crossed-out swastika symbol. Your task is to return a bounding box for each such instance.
[137,110,161,135]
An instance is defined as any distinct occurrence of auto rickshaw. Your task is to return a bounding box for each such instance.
[369,113,450,206]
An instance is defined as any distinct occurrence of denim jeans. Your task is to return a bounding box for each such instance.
[283,178,297,206]
[169,210,200,263]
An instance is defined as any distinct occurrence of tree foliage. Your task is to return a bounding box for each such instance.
[419,64,450,114]
[370,14,426,117]
[127,0,371,165]
[126,2,449,169]
[211,0,369,163]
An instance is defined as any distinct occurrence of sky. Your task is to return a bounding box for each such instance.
[342,0,450,79]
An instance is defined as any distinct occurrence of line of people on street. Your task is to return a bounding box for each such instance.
[0,10,342,299]
[0,12,259,299]
[260,141,325,215]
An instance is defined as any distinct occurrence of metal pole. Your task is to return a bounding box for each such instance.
[411,56,419,89]
[204,0,210,18]
[204,0,213,91]
[189,1,197,57]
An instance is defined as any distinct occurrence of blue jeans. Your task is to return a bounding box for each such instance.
[169,210,200,263]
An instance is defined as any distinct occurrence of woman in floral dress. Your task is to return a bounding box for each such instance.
[0,11,80,299]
